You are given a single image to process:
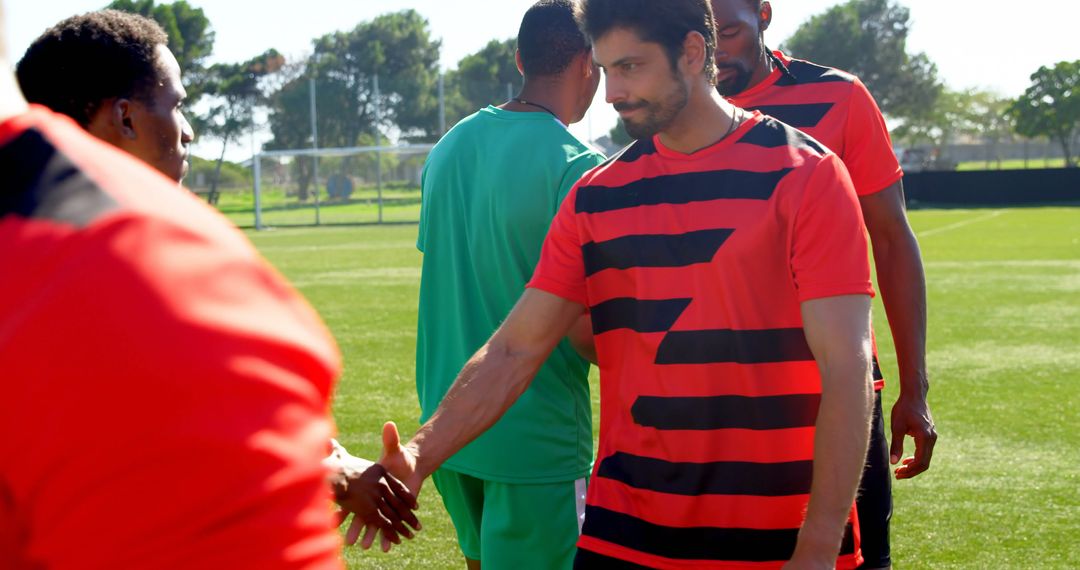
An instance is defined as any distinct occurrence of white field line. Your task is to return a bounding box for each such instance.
[917,209,1006,238]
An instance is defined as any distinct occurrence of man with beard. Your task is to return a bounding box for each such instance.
[710,2,938,568]
[376,0,876,567]
[17,10,194,183]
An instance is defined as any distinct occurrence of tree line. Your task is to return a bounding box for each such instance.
[114,0,1078,185]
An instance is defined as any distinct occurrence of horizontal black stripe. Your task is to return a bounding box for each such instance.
[787,59,854,85]
[582,229,732,277]
[590,298,692,335]
[575,169,791,214]
[655,328,814,365]
[0,130,117,226]
[582,506,858,561]
[737,118,828,154]
[597,452,812,496]
[574,548,654,569]
[631,393,820,431]
[749,103,834,128]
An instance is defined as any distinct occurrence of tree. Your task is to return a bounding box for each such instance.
[444,39,520,127]
[1010,60,1080,167]
[781,0,941,120]
[107,0,214,99]
[200,49,285,203]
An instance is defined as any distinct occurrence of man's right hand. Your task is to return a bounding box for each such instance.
[378,421,425,496]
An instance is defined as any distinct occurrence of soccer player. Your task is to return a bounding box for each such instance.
[414,1,603,567]
[380,0,875,567]
[16,10,194,183]
[709,2,939,567]
[0,5,415,566]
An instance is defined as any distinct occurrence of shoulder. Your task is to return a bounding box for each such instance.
[736,113,831,158]
[784,56,858,86]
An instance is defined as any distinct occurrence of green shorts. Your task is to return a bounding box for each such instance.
[432,468,587,569]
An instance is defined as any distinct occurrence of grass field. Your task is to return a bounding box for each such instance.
[955,158,1068,171]
[247,206,1080,569]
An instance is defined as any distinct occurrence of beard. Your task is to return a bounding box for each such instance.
[615,70,691,140]
[714,63,754,97]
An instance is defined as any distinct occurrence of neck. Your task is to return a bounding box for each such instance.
[744,44,776,93]
[500,79,575,126]
[659,84,740,155]
[0,66,29,125]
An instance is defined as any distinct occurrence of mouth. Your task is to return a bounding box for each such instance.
[715,67,738,83]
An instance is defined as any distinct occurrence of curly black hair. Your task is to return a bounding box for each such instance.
[518,0,591,78]
[16,10,169,127]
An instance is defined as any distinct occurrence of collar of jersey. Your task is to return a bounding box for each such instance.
[483,105,567,129]
[651,110,763,160]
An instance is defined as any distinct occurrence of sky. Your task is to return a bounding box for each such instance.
[5,0,1079,160]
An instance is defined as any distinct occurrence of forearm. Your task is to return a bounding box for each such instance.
[796,359,874,560]
[870,221,929,394]
[408,339,550,478]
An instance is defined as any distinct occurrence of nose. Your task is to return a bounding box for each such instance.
[181,113,195,144]
[604,72,626,106]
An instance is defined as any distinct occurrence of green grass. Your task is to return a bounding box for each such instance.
[955,157,1068,171]
[247,206,1080,569]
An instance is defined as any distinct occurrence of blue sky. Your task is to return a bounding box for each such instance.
[6,0,1079,157]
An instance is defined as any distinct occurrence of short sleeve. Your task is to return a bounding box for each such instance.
[841,78,903,196]
[791,154,875,302]
[417,164,430,252]
[527,184,589,307]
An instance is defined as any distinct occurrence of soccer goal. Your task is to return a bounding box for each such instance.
[241,143,434,229]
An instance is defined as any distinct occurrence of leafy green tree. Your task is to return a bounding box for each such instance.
[1010,60,1080,167]
[106,0,214,98]
[444,38,520,127]
[781,0,941,120]
[200,50,284,202]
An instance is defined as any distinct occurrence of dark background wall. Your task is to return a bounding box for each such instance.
[904,168,1080,207]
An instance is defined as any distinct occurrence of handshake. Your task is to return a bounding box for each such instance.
[324,423,424,553]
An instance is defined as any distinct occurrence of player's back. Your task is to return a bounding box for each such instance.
[0,106,342,569]
[415,106,604,482]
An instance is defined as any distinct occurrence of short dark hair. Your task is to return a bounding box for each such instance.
[17,10,169,127]
[579,0,717,84]
[518,0,591,78]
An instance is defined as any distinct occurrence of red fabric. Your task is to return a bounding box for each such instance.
[529,112,871,568]
[729,51,903,198]
[730,51,897,390]
[0,107,343,569]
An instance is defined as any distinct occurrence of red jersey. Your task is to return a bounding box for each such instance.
[0,107,343,569]
[730,51,898,390]
[528,112,873,569]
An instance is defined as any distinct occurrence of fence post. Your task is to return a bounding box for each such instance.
[253,152,263,231]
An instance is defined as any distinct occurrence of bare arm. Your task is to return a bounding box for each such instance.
[786,295,874,569]
[380,288,585,491]
[859,180,937,478]
[567,314,598,364]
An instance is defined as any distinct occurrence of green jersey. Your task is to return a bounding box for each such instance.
[416,106,605,483]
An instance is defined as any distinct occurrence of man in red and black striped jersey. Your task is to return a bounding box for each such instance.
[379,0,875,567]
[0,6,417,563]
[710,2,939,567]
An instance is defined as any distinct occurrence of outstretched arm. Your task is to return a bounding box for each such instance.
[380,288,585,492]
[859,181,937,479]
[786,294,875,569]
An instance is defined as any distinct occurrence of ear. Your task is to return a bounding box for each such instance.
[760,1,773,32]
[112,98,138,140]
[579,49,595,78]
[515,50,525,77]
[682,30,708,78]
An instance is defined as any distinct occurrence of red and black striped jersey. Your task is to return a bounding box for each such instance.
[730,51,896,391]
[0,107,343,569]
[528,112,873,569]
[729,51,902,198]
